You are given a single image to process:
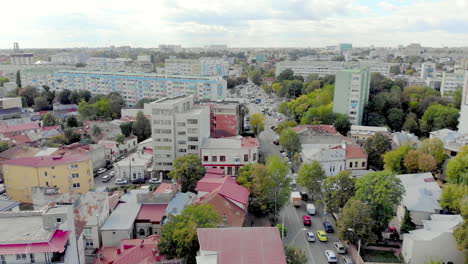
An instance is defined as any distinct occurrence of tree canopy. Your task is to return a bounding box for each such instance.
[297,161,325,200]
[322,171,356,213]
[337,199,377,247]
[168,155,206,192]
[279,128,301,158]
[364,133,391,170]
[250,113,265,135]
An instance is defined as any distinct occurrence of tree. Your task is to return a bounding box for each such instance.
[364,133,391,170]
[420,104,459,134]
[277,224,288,237]
[387,108,405,131]
[120,122,133,137]
[168,155,206,192]
[440,184,468,213]
[34,96,51,111]
[47,135,66,147]
[133,111,151,142]
[19,86,38,107]
[64,128,81,144]
[68,90,81,104]
[78,100,97,120]
[404,150,421,173]
[66,116,79,127]
[354,171,405,232]
[0,77,9,87]
[333,114,351,136]
[267,155,291,219]
[276,120,298,134]
[402,113,420,135]
[297,161,325,200]
[251,70,263,86]
[337,200,377,246]
[115,134,126,144]
[78,90,92,102]
[250,163,275,216]
[237,164,254,190]
[322,171,356,213]
[57,89,71,104]
[134,98,155,109]
[277,69,294,82]
[16,70,21,88]
[383,144,414,173]
[42,113,57,127]
[400,207,416,233]
[446,146,468,184]
[417,153,437,173]
[92,125,102,137]
[284,245,307,264]
[303,80,320,94]
[418,138,447,168]
[250,113,265,135]
[279,128,301,158]
[0,141,11,152]
[159,204,221,264]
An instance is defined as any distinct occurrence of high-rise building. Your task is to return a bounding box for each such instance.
[421,62,436,79]
[333,67,371,125]
[164,58,229,77]
[458,71,468,134]
[441,72,465,97]
[145,95,210,173]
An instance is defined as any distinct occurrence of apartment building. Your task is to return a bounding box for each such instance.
[201,136,259,177]
[10,53,34,65]
[421,62,436,79]
[50,52,89,65]
[350,125,390,141]
[165,58,229,77]
[86,57,154,73]
[275,60,397,77]
[146,96,210,173]
[441,72,465,97]
[1,155,94,203]
[333,67,371,125]
[459,71,468,134]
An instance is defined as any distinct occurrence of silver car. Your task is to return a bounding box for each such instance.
[306,232,315,242]
[342,257,354,264]
[334,242,347,254]
[325,250,337,263]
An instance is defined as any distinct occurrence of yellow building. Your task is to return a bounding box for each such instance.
[2,155,94,203]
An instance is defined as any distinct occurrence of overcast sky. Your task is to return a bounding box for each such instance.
[1,0,468,49]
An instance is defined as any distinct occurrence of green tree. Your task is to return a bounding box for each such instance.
[68,90,81,104]
[47,135,66,147]
[403,150,420,173]
[78,100,97,120]
[333,114,351,136]
[267,155,291,219]
[277,69,294,82]
[387,108,405,131]
[16,70,21,88]
[0,77,9,87]
[251,70,263,86]
[417,153,437,173]
[420,104,459,134]
[66,116,79,127]
[42,113,57,127]
[64,128,81,144]
[364,133,391,170]
[95,98,113,120]
[419,138,447,168]
[168,155,206,192]
[322,171,356,213]
[383,144,414,173]
[159,204,221,264]
[279,128,301,158]
[354,171,405,232]
[237,164,254,190]
[303,80,321,94]
[250,113,265,135]
[284,245,307,264]
[0,141,11,152]
[120,122,134,137]
[297,161,325,200]
[446,146,468,184]
[276,121,298,134]
[250,163,275,216]
[440,184,468,213]
[450,87,463,109]
[133,111,151,142]
[134,98,155,108]
[34,96,51,111]
[277,224,288,237]
[400,207,416,233]
[402,113,420,135]
[337,200,377,246]
[57,89,71,104]
[115,134,125,144]
[19,86,38,107]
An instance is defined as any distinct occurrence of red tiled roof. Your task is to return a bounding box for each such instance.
[212,115,238,138]
[1,154,90,167]
[137,204,167,222]
[0,122,40,134]
[197,227,287,264]
[241,137,259,148]
[345,144,368,159]
[41,125,61,132]
[206,168,224,175]
[196,171,250,206]
[0,230,70,255]
[9,135,31,144]
[291,124,337,135]
[155,183,176,194]
[196,192,246,226]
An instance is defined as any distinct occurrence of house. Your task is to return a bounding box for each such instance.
[1,155,94,203]
[98,136,138,161]
[292,124,344,145]
[165,192,196,217]
[0,122,40,138]
[201,136,259,177]
[0,205,84,264]
[344,144,368,170]
[392,131,421,149]
[195,169,250,226]
[52,143,108,172]
[198,101,242,138]
[76,192,110,250]
[196,227,287,264]
[94,235,168,264]
[396,173,442,227]
[135,204,168,238]
[114,152,153,181]
[83,121,122,142]
[349,125,389,141]
[301,144,345,176]
[430,128,468,157]
[402,214,464,264]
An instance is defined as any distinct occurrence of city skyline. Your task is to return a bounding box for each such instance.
[1,0,468,49]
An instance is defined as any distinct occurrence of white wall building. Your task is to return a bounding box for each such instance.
[458,71,468,134]
[146,95,210,173]
[441,72,465,97]
[10,53,34,65]
[402,214,464,264]
[421,62,436,79]
[114,152,153,181]
[77,192,110,250]
[201,136,259,177]
[50,53,89,65]
[165,58,229,77]
[300,144,345,176]
[350,125,389,141]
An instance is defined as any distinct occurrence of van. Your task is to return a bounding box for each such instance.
[306,203,316,215]
[334,242,346,254]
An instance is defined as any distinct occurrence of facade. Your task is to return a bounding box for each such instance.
[10,53,34,65]
[350,125,389,141]
[301,144,346,177]
[202,100,242,138]
[77,192,110,250]
[114,152,153,181]
[52,143,108,172]
[51,53,89,65]
[344,144,368,170]
[165,58,229,77]
[0,205,83,264]
[441,72,464,97]
[201,136,259,177]
[402,214,464,264]
[1,155,94,203]
[0,97,22,109]
[275,61,398,77]
[86,57,153,73]
[421,62,436,79]
[333,68,371,125]
[146,96,210,172]
[458,71,468,133]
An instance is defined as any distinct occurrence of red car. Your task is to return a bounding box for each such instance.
[303,215,311,226]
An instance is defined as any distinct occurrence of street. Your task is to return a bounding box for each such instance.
[244,82,353,264]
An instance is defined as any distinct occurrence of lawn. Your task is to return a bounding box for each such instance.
[363,249,402,263]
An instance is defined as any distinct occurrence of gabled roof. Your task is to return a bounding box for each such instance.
[0,122,40,134]
[291,124,337,135]
[345,144,368,159]
[0,230,70,255]
[396,172,442,213]
[137,204,167,222]
[196,171,250,207]
[9,134,31,144]
[197,227,286,264]
[1,154,90,167]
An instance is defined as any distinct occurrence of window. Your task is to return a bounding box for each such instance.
[177,131,186,136]
[188,137,198,142]
[244,154,249,162]
[44,171,48,176]
[187,119,198,124]
[71,173,79,178]
[220,167,225,170]
[220,156,226,162]
[30,253,35,263]
[56,218,62,223]
[178,149,187,153]
[188,145,198,150]
[362,162,366,167]
[203,156,208,162]
[253,153,257,161]
[72,183,80,188]
[187,128,198,134]
[355,161,358,167]
[70,164,78,169]
[85,240,94,247]
[1,255,5,264]
[139,228,145,236]
[349,162,353,168]
[212,156,217,162]
[84,227,92,236]
[177,122,186,127]
[227,167,232,175]
[16,254,27,260]
[51,166,55,169]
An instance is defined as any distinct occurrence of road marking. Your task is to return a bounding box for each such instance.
[287,204,317,264]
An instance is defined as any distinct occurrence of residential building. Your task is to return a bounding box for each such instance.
[201,136,259,177]
[0,122,40,138]
[204,45,228,51]
[114,152,153,181]
[396,173,442,227]
[430,128,468,156]
[403,43,422,57]
[86,57,154,73]
[392,131,421,149]
[98,136,138,161]
[135,204,167,238]
[158,44,183,53]
[291,125,345,145]
[52,143,108,172]
[0,205,83,264]
[195,169,250,226]
[164,58,229,77]
[165,191,196,217]
[301,144,345,176]
[196,227,286,264]
[146,96,210,173]
[402,214,464,264]
[441,72,465,97]
[421,62,436,79]
[198,100,242,138]
[349,125,389,141]
[1,155,94,203]
[458,72,468,134]
[10,53,34,65]
[345,144,368,170]
[51,53,89,65]
[0,97,22,109]
[333,67,371,125]
[77,192,110,250]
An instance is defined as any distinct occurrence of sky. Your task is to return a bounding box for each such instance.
[1,0,468,49]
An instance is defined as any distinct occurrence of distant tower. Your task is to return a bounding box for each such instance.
[13,42,19,53]
[458,71,468,134]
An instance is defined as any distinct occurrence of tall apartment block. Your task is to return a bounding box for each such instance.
[333,67,371,126]
[458,71,468,134]
[421,62,436,79]
[441,72,465,97]
[145,95,210,173]
[165,58,229,77]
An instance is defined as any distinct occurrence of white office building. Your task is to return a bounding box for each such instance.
[165,58,229,77]
[459,71,468,134]
[441,72,465,97]
[146,95,210,172]
[275,61,398,77]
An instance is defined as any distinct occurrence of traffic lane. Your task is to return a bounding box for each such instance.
[94,168,117,188]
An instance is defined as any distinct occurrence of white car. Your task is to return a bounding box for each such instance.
[325,250,337,263]
[306,232,315,242]
[115,179,128,185]
[149,178,162,184]
[109,171,115,177]
[97,168,107,174]
[102,175,111,182]
[334,242,346,254]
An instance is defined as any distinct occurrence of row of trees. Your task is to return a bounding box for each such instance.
[78,92,125,121]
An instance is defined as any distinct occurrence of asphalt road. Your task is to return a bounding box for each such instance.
[245,83,353,264]
[94,167,118,188]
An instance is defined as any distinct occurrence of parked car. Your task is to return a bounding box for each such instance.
[316,230,328,242]
[270,126,276,130]
[109,171,115,177]
[300,192,309,201]
[97,168,107,174]
[303,215,311,226]
[273,139,279,145]
[334,242,346,254]
[341,257,354,264]
[132,178,146,184]
[306,232,315,242]
[115,179,128,185]
[325,250,337,263]
[149,178,162,184]
[102,175,111,182]
[323,222,335,233]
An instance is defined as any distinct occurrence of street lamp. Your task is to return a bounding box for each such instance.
[348,228,361,264]
[289,228,307,245]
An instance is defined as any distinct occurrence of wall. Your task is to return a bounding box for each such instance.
[402,233,464,264]
[346,158,367,170]
[101,229,132,247]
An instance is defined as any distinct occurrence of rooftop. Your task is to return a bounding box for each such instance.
[155,183,177,194]
[1,154,90,167]
[196,172,250,207]
[202,136,259,149]
[0,197,20,212]
[0,230,70,255]
[57,70,217,80]
[115,153,152,167]
[291,124,337,135]
[0,122,40,134]
[137,204,168,223]
[405,214,463,241]
[101,190,147,231]
[197,227,286,264]
[396,172,442,213]
[345,144,368,159]
[166,192,196,216]
[351,125,389,133]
